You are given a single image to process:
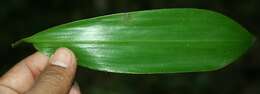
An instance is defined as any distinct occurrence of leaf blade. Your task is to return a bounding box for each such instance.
[24,8,254,74]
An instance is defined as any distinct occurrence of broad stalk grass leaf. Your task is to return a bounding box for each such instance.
[16,8,254,74]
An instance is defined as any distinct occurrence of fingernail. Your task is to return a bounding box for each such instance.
[51,48,72,68]
[69,82,81,94]
[74,82,80,90]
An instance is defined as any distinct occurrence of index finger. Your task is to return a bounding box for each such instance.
[0,52,49,93]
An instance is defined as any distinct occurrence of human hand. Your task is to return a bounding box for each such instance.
[0,48,80,94]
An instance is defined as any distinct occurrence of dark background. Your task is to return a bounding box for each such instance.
[0,0,259,94]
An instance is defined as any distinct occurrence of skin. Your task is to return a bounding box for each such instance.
[0,48,81,94]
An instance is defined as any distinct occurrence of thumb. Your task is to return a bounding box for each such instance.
[26,48,77,94]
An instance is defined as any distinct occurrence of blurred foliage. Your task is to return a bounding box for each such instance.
[0,0,259,94]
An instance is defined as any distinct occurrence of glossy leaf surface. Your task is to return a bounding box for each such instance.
[21,8,254,74]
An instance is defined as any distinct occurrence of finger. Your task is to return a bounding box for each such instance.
[69,82,81,94]
[0,52,49,94]
[26,48,77,94]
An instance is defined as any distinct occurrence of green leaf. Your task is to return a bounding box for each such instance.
[17,8,254,74]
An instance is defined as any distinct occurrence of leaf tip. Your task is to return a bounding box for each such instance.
[11,39,25,48]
